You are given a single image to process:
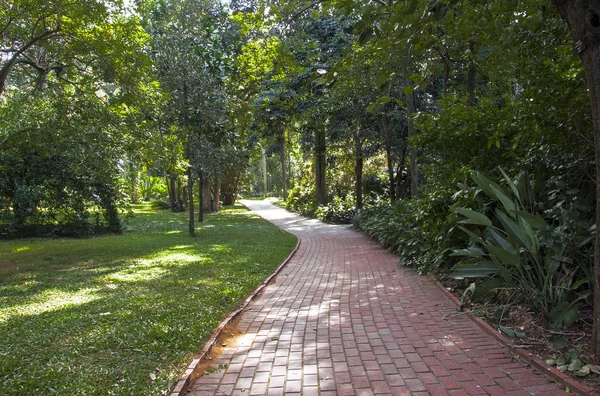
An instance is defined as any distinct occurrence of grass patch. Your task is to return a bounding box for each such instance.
[0,204,297,395]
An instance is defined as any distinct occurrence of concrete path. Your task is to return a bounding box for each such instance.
[189,200,568,395]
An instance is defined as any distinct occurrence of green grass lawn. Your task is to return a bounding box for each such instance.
[0,204,297,395]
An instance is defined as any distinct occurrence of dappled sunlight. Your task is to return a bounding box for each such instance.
[0,287,102,323]
[104,264,171,283]
[210,245,232,253]
[167,244,194,250]
[0,202,297,394]
[103,252,202,283]
[11,246,30,253]
[129,204,157,214]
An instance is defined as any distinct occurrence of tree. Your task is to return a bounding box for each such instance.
[0,0,160,236]
[551,0,600,354]
[144,0,233,235]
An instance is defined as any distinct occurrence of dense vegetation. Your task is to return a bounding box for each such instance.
[3,0,600,371]
[0,204,297,395]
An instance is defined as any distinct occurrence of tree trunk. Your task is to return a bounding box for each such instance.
[355,138,364,210]
[129,162,140,204]
[214,181,221,212]
[202,176,212,214]
[405,45,418,198]
[176,178,182,211]
[406,89,418,198]
[187,167,194,236]
[221,171,239,206]
[182,185,188,211]
[279,130,287,201]
[198,173,204,222]
[261,145,268,197]
[386,145,395,202]
[551,0,600,354]
[382,115,396,202]
[315,128,327,205]
[395,128,409,199]
[169,176,178,212]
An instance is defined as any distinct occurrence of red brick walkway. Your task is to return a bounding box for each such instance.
[189,200,568,395]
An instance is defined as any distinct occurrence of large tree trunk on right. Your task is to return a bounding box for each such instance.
[315,128,327,206]
[551,0,600,353]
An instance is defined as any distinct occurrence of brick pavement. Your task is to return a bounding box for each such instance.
[189,200,569,395]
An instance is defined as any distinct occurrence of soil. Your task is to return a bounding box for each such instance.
[188,314,246,386]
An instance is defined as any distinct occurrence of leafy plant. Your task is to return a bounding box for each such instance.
[315,195,356,224]
[354,192,462,274]
[451,170,591,328]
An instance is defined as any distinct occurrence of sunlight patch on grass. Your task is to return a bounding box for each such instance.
[0,203,297,395]
[0,287,102,322]
[210,245,232,253]
[11,246,30,253]
[168,245,193,250]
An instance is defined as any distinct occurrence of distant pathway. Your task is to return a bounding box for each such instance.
[189,200,568,395]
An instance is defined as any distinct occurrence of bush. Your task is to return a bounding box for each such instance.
[286,185,317,217]
[315,195,356,224]
[451,170,593,327]
[353,192,463,274]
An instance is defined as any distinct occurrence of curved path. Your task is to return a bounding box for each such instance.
[189,200,568,395]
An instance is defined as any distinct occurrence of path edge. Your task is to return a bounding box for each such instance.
[169,236,301,396]
[430,276,596,396]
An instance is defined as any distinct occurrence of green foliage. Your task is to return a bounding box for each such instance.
[354,193,461,274]
[286,184,317,217]
[0,203,297,395]
[0,0,162,237]
[451,171,593,327]
[315,195,356,224]
[0,92,138,237]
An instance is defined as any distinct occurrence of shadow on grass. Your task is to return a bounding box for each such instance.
[0,205,297,395]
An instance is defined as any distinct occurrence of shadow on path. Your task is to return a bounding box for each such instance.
[190,200,568,396]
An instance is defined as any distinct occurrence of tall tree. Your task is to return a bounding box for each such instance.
[551,0,600,354]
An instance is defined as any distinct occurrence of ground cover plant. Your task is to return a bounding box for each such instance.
[0,203,297,395]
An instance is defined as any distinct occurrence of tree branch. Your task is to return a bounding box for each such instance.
[0,28,61,96]
[288,0,330,24]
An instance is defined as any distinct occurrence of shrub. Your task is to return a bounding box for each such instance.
[315,195,356,224]
[354,193,463,274]
[451,170,593,328]
[286,185,317,217]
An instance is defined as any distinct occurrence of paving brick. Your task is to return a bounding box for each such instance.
[186,200,571,396]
